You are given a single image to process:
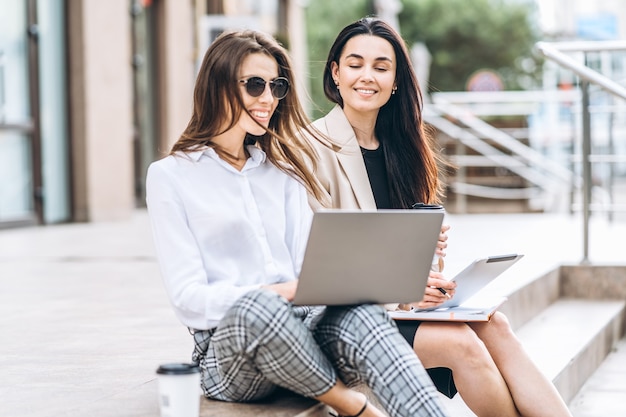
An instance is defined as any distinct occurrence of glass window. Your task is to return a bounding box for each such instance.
[0,0,34,223]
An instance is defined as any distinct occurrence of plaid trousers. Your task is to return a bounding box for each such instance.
[192,289,448,417]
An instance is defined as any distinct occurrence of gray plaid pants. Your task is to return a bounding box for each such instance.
[192,289,448,417]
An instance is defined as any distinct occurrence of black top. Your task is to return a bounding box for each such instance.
[361,146,457,398]
[361,145,457,399]
[361,146,392,209]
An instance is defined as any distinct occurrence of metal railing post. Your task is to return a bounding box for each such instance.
[455,140,467,213]
[608,107,615,223]
[535,40,626,263]
[581,80,592,264]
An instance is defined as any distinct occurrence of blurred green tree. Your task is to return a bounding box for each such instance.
[400,0,541,93]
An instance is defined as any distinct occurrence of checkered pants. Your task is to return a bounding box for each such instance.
[192,289,448,417]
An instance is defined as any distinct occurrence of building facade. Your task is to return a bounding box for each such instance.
[0,0,304,228]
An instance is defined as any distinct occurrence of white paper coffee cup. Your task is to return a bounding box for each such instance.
[156,363,201,417]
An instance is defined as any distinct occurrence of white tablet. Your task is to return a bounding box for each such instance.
[417,254,524,311]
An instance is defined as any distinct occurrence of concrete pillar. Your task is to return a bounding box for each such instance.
[66,0,195,222]
[285,0,310,115]
[159,1,195,153]
[67,0,134,222]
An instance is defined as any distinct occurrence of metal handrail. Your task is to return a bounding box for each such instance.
[535,40,626,263]
[535,41,626,100]
[424,106,554,188]
[539,40,626,53]
[431,100,578,185]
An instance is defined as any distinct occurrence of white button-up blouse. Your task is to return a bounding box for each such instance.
[146,146,312,330]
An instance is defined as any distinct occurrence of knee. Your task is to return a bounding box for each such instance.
[467,311,525,356]
[420,323,491,370]
[481,311,516,339]
[444,325,487,356]
[319,304,390,343]
[226,289,290,330]
[336,304,390,331]
[453,327,496,372]
[489,312,513,331]
[347,304,389,324]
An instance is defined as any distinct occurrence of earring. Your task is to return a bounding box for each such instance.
[334,80,339,88]
[392,86,397,95]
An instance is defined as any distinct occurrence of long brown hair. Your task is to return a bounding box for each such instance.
[324,18,447,206]
[171,30,325,202]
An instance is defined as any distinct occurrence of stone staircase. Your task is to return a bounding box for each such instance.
[199,265,626,417]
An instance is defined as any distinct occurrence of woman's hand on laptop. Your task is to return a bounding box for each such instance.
[262,280,298,301]
[410,272,457,310]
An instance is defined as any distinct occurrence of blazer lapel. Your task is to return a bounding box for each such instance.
[323,106,377,209]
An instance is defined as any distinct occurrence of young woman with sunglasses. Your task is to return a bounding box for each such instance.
[145,29,450,417]
[303,18,573,417]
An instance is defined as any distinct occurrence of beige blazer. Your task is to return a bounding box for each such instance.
[306,105,377,210]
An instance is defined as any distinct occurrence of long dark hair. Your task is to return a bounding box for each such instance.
[323,17,447,207]
[171,30,325,202]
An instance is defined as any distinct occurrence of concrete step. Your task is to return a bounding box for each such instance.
[569,337,626,417]
[200,389,327,417]
[522,299,625,404]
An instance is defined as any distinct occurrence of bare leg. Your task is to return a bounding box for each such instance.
[414,322,520,417]
[316,382,386,417]
[469,312,572,417]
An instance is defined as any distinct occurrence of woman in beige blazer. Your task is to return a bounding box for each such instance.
[304,17,572,417]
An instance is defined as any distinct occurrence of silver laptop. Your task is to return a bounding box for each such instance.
[292,209,444,306]
[417,254,524,311]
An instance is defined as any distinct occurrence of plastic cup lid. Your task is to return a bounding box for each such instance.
[156,363,200,375]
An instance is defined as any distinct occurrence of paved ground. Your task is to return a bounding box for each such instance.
[0,209,624,417]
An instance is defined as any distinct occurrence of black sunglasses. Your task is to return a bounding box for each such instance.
[238,76,290,99]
